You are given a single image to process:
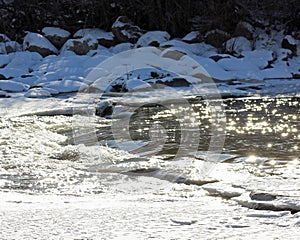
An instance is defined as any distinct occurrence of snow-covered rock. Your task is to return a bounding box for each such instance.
[160,39,217,57]
[4,41,21,53]
[61,35,98,55]
[182,31,203,43]
[204,29,230,48]
[241,50,275,69]
[38,79,88,93]
[234,21,255,40]
[0,80,29,92]
[23,32,58,57]
[0,34,10,43]
[0,90,8,97]
[112,16,144,43]
[0,54,10,68]
[124,79,152,91]
[42,27,71,49]
[24,88,52,98]
[281,35,297,56]
[109,42,134,54]
[136,31,170,47]
[74,28,115,48]
[225,37,252,56]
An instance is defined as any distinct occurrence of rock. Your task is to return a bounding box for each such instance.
[112,16,145,43]
[74,28,115,48]
[282,35,297,56]
[0,34,10,42]
[293,31,300,40]
[182,31,203,43]
[204,29,231,49]
[234,21,255,40]
[61,35,98,55]
[95,100,115,117]
[23,32,58,57]
[136,31,170,47]
[250,192,277,201]
[42,27,71,49]
[225,37,252,56]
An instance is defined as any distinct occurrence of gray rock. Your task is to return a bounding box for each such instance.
[234,21,255,40]
[204,29,231,49]
[112,16,145,43]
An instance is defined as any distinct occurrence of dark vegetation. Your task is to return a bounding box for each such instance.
[0,0,299,42]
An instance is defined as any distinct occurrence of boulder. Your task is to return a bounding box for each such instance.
[112,16,144,43]
[204,29,231,48]
[234,21,255,40]
[136,31,170,47]
[281,35,297,56]
[23,32,58,57]
[182,31,203,43]
[61,35,98,55]
[42,27,71,49]
[74,28,115,48]
[225,37,252,56]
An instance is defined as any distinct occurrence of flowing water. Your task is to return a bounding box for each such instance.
[0,95,299,239]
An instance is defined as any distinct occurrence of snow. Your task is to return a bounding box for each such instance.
[74,28,114,40]
[136,31,170,47]
[23,32,58,54]
[42,27,70,38]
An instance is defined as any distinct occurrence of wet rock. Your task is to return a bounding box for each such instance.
[42,27,71,49]
[281,35,297,56]
[250,192,277,201]
[204,29,231,49]
[136,31,170,47]
[112,16,145,43]
[23,32,58,57]
[182,31,203,43]
[234,21,255,40]
[225,36,252,56]
[61,35,98,55]
[95,100,115,117]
